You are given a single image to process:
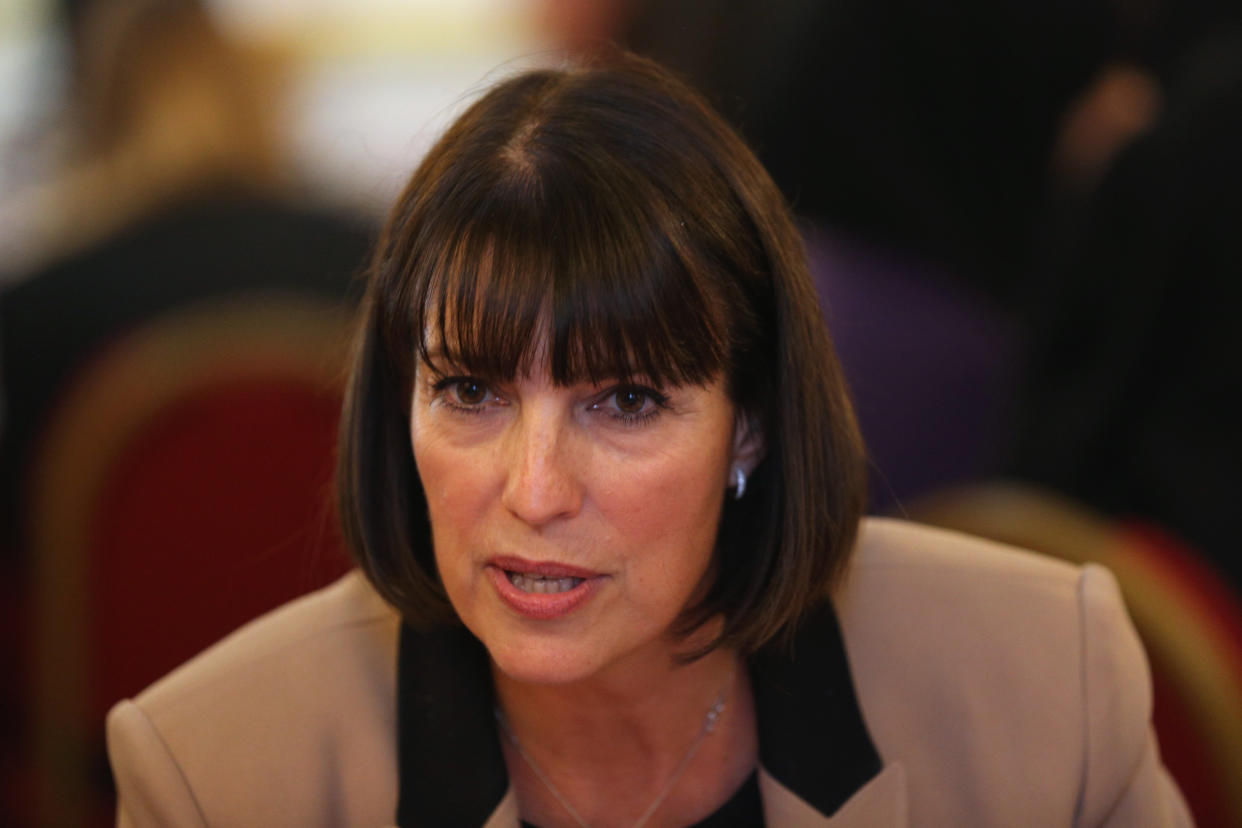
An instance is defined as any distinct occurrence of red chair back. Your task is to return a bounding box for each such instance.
[28,295,355,825]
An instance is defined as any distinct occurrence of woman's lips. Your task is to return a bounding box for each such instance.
[486,556,605,620]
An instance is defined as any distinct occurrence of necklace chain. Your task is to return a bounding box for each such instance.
[494,691,727,828]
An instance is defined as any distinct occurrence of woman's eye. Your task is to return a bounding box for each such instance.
[615,388,648,414]
[431,376,497,412]
[452,379,489,406]
[596,385,667,424]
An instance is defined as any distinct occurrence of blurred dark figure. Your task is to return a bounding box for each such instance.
[0,0,369,823]
[1012,11,1242,591]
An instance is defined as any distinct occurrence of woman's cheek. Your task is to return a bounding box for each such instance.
[613,451,724,543]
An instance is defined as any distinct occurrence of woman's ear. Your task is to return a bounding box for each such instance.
[730,413,765,479]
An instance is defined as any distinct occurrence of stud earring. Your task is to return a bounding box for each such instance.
[732,466,747,500]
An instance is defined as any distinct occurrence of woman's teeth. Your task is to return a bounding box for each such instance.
[507,572,584,593]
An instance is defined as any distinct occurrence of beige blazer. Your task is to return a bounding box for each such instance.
[107,518,1191,826]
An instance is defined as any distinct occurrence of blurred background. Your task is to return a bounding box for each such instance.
[1,0,1240,825]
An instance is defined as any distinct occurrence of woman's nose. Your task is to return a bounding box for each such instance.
[500,409,583,527]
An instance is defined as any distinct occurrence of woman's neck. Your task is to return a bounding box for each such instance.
[492,644,758,827]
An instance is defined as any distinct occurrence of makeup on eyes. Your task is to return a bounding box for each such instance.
[424,371,673,427]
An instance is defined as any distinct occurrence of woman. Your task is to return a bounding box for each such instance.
[107,53,1189,826]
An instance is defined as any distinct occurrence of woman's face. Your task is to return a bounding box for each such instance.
[410,351,747,686]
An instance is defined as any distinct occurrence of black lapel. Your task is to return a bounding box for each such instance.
[749,598,883,816]
[396,622,509,827]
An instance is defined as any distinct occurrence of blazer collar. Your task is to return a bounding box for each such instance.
[395,600,900,827]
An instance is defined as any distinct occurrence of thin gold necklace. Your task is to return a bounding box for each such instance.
[494,690,727,828]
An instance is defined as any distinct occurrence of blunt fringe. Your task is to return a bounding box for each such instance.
[338,51,866,655]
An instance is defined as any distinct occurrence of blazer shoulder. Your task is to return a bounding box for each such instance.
[108,571,402,827]
[850,516,1082,586]
[836,518,1182,825]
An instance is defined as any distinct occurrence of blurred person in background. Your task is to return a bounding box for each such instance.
[1011,0,1242,592]
[4,0,284,271]
[0,0,369,822]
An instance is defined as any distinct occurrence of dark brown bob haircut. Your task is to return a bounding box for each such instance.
[338,51,865,655]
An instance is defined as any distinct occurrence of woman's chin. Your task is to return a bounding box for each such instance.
[486,641,606,686]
